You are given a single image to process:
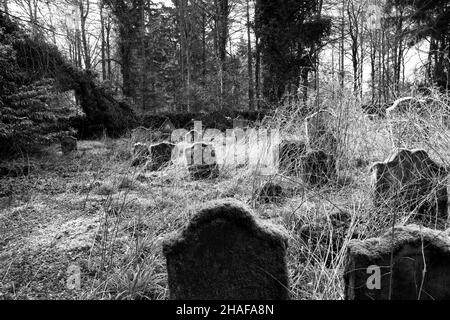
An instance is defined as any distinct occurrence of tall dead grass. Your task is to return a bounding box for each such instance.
[71,84,449,300]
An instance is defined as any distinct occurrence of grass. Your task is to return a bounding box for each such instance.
[0,87,449,300]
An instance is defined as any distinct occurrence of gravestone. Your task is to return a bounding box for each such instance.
[131,143,150,167]
[61,136,77,155]
[300,211,358,267]
[162,199,290,300]
[149,142,176,171]
[303,150,337,186]
[185,142,219,180]
[344,224,450,300]
[305,110,338,155]
[361,102,388,119]
[371,149,448,228]
[387,96,427,114]
[232,127,250,168]
[185,130,202,144]
[233,118,248,129]
[160,118,176,140]
[386,97,430,148]
[257,182,283,204]
[278,140,307,176]
[131,127,153,143]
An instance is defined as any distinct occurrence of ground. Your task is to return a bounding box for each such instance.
[0,109,449,300]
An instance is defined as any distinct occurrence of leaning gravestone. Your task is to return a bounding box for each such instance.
[257,182,284,204]
[344,224,450,300]
[302,150,337,186]
[278,140,307,176]
[148,142,176,171]
[61,136,77,155]
[300,211,358,267]
[162,199,290,300]
[131,143,150,167]
[305,110,338,155]
[371,149,448,228]
[185,142,220,180]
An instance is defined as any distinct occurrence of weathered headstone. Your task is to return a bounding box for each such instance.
[257,182,283,204]
[387,96,427,114]
[361,102,388,119]
[185,142,220,180]
[131,143,150,167]
[161,118,175,133]
[344,224,450,300]
[160,118,176,140]
[162,199,290,300]
[305,110,338,155]
[233,118,248,129]
[131,126,153,143]
[148,142,176,171]
[386,97,430,148]
[371,149,448,228]
[300,211,357,266]
[278,140,307,176]
[185,130,202,144]
[61,136,77,155]
[303,150,337,186]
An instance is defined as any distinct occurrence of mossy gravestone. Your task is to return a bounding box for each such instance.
[162,199,290,300]
[131,126,153,143]
[278,140,306,176]
[344,224,450,300]
[303,150,337,186]
[131,143,150,167]
[149,142,175,171]
[371,149,448,228]
[305,110,338,155]
[257,182,284,204]
[61,136,77,155]
[185,142,220,180]
[386,97,430,149]
[300,211,358,267]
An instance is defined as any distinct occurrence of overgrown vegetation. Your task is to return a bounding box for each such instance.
[1,82,448,299]
[0,13,137,157]
[0,0,449,301]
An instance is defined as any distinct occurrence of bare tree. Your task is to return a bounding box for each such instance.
[99,0,107,80]
[77,0,91,69]
[245,0,254,110]
[347,0,363,94]
[12,0,40,36]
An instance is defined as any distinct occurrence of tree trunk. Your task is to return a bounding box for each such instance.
[106,19,112,81]
[370,31,376,103]
[202,11,206,77]
[217,0,228,65]
[339,0,345,89]
[139,2,146,112]
[246,0,254,110]
[254,0,261,109]
[79,0,91,69]
[100,3,107,81]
